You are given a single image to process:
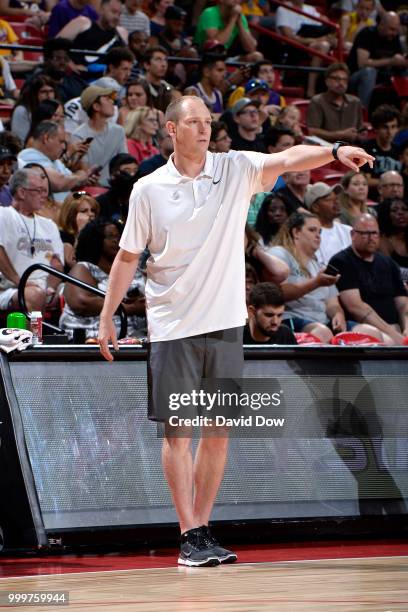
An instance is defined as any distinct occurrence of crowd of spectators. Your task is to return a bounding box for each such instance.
[0,0,407,345]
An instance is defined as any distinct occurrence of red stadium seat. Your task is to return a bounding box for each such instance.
[0,103,13,120]
[83,186,108,197]
[330,332,383,346]
[310,167,344,184]
[294,332,322,345]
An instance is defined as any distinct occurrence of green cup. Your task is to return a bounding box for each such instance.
[6,312,27,330]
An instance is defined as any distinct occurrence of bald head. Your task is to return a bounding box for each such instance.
[352,212,378,231]
[378,11,400,38]
[164,95,209,124]
[378,170,404,200]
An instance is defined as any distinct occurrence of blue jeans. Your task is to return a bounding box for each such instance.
[349,67,377,108]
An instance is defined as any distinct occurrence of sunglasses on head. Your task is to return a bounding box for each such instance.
[72,191,88,199]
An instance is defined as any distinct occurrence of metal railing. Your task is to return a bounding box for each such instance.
[251,0,344,63]
[17,263,128,338]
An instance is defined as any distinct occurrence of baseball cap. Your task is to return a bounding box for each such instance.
[245,78,269,94]
[80,86,116,112]
[304,182,343,208]
[231,97,261,116]
[0,146,17,162]
[164,5,186,20]
[203,39,226,53]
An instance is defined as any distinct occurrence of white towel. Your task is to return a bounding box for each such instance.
[0,328,33,353]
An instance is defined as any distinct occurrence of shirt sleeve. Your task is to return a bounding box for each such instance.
[229,150,266,195]
[119,183,151,255]
[5,21,18,44]
[276,7,290,29]
[200,8,220,32]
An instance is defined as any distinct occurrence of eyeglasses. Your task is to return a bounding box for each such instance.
[72,191,88,199]
[381,183,403,189]
[353,230,379,237]
[145,117,159,123]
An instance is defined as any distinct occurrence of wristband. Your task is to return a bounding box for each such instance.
[332,141,348,160]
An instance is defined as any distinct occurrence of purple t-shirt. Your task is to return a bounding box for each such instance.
[48,0,98,38]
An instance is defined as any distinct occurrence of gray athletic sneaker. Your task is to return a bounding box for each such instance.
[178,527,220,567]
[200,525,238,564]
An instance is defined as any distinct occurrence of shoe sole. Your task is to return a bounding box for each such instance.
[178,556,220,567]
[219,554,237,564]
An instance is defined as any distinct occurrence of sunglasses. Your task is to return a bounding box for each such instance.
[72,191,88,199]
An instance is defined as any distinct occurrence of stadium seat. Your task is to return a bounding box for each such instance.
[83,186,108,197]
[294,332,322,345]
[330,332,383,346]
[310,167,344,184]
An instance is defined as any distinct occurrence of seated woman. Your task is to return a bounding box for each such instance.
[255,193,291,247]
[58,191,100,271]
[118,78,165,127]
[60,219,146,339]
[269,211,346,343]
[339,171,370,226]
[377,197,408,288]
[125,106,160,164]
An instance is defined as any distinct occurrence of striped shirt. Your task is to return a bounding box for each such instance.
[120,7,150,36]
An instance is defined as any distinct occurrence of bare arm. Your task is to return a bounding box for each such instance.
[236,14,257,53]
[261,144,374,187]
[339,288,404,342]
[99,248,141,360]
[357,47,407,69]
[64,263,103,315]
[0,245,20,286]
[57,16,90,40]
[252,245,289,284]
[395,296,408,335]
[280,270,338,301]
[307,126,359,143]
[326,295,346,332]
[44,167,91,192]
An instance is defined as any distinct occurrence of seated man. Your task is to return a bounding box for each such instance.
[18,121,96,202]
[185,52,226,115]
[57,0,128,67]
[363,104,402,194]
[244,282,298,345]
[71,86,128,187]
[142,46,173,113]
[305,182,352,264]
[230,98,265,152]
[276,170,311,214]
[48,0,98,39]
[0,168,63,313]
[377,170,404,203]
[194,0,261,62]
[276,0,336,98]
[329,213,408,345]
[120,0,150,36]
[347,11,407,109]
[307,62,363,144]
[92,47,134,100]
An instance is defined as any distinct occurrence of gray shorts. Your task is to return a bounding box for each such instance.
[147,326,244,422]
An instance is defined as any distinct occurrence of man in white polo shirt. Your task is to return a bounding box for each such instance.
[98,96,374,567]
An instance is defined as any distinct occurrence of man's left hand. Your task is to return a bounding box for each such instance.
[336,146,375,172]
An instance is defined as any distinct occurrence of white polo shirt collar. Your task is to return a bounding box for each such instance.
[166,151,214,182]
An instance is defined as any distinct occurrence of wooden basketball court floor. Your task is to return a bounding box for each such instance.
[1,540,407,611]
